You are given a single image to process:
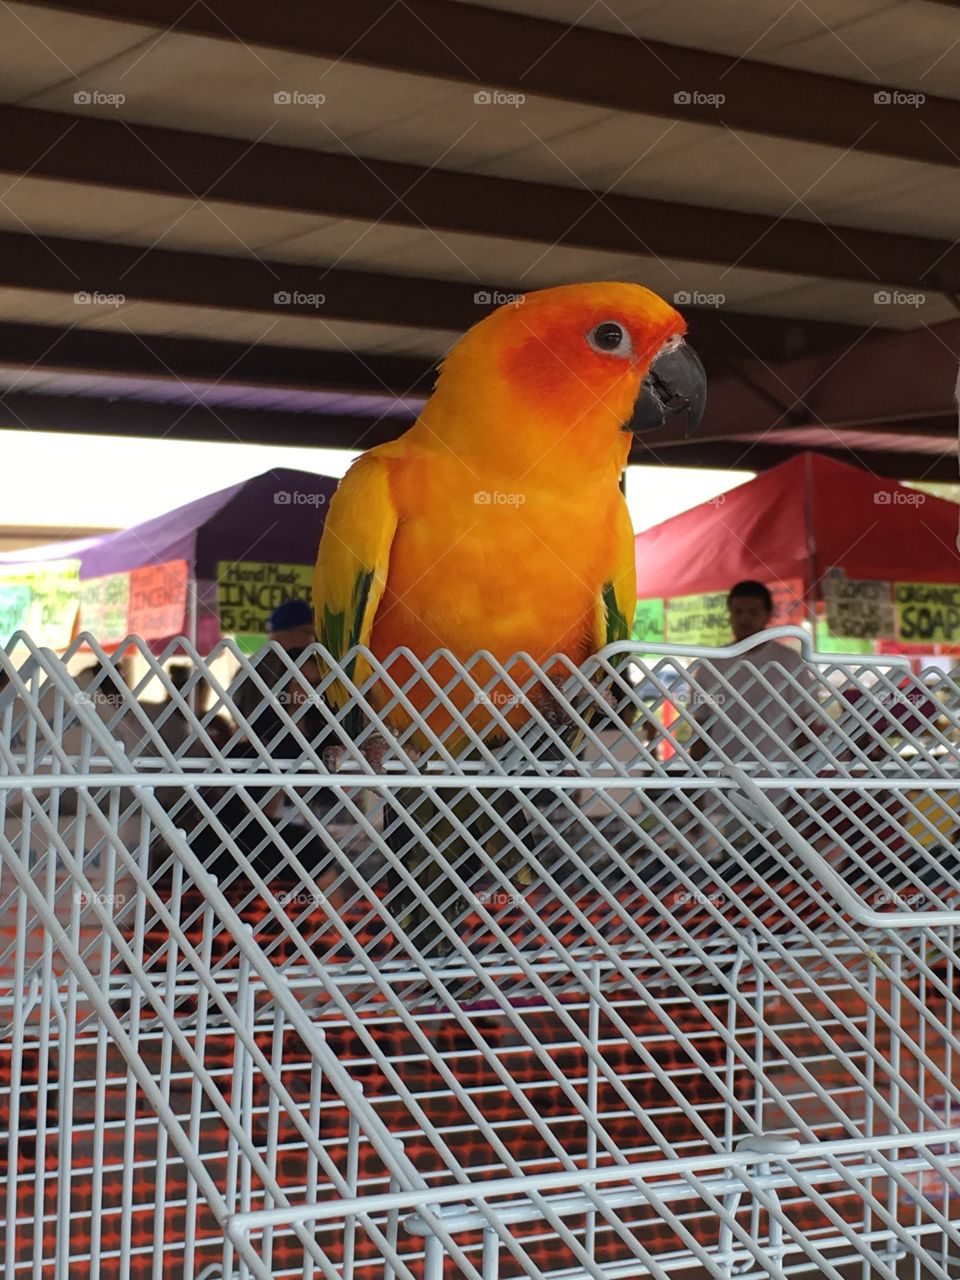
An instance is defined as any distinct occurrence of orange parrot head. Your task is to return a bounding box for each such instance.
[420,281,706,468]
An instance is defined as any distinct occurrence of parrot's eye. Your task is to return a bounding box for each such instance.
[587,321,633,358]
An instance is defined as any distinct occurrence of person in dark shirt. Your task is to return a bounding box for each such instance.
[227,598,316,744]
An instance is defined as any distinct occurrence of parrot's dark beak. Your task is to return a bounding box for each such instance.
[624,339,707,436]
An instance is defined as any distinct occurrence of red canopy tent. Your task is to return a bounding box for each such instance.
[633,452,960,652]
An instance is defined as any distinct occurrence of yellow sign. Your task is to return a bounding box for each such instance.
[217,561,313,636]
[0,559,81,649]
[666,591,729,646]
[895,582,960,645]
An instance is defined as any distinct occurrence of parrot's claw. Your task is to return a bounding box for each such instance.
[361,732,391,774]
[538,695,574,731]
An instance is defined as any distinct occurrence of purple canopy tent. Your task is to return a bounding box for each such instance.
[0,468,338,652]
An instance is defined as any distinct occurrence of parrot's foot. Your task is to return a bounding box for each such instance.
[538,695,574,731]
[360,732,391,774]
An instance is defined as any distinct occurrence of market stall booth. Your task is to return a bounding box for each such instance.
[633,452,960,662]
[0,468,337,654]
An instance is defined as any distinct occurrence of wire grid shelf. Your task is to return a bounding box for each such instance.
[1,627,959,1279]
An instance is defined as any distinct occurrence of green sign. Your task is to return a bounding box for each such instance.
[80,571,131,645]
[0,584,32,645]
[816,623,871,654]
[632,598,665,645]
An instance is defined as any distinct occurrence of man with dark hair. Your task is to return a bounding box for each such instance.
[688,579,818,765]
[726,579,773,640]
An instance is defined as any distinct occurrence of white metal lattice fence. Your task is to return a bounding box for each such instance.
[1,627,959,1279]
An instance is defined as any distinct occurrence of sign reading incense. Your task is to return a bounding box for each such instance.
[127,561,189,640]
[217,561,313,635]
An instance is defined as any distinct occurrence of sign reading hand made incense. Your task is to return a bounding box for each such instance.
[217,561,313,636]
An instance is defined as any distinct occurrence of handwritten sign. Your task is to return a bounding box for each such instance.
[666,591,729,646]
[127,560,188,639]
[0,584,33,645]
[217,561,313,636]
[80,571,131,645]
[0,559,81,649]
[895,582,960,645]
[632,598,665,645]
[823,572,894,640]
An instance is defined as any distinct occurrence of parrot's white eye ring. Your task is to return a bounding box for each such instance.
[586,320,633,358]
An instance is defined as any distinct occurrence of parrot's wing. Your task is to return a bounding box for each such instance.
[594,497,637,649]
[313,454,399,707]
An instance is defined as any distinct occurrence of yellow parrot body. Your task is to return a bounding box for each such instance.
[314,281,694,746]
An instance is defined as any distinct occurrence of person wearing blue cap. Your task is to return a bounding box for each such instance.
[267,598,314,641]
[227,597,316,741]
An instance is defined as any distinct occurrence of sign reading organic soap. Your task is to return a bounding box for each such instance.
[895,582,960,645]
[666,590,729,646]
[217,561,313,636]
[823,571,894,640]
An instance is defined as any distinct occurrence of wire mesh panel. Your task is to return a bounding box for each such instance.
[1,628,959,1279]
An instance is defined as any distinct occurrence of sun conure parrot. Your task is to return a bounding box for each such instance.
[313,281,705,955]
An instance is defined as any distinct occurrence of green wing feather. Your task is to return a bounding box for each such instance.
[313,454,398,708]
